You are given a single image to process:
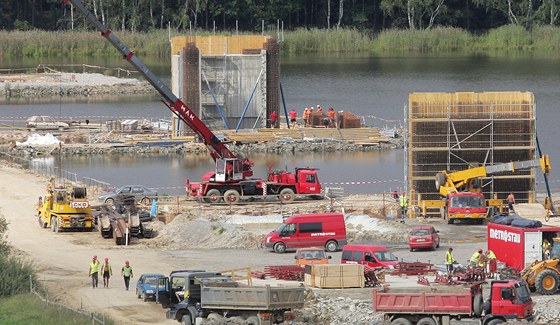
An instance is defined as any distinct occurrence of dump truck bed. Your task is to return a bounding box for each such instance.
[373,288,473,314]
[201,285,305,310]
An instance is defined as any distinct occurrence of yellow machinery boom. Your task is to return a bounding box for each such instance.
[436,155,551,197]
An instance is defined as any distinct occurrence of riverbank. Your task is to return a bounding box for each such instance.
[0,72,155,98]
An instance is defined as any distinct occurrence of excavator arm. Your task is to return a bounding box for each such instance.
[63,0,237,163]
[436,155,551,196]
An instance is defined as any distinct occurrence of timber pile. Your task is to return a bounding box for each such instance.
[221,127,383,144]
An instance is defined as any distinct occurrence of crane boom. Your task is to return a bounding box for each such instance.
[436,155,551,197]
[63,0,237,162]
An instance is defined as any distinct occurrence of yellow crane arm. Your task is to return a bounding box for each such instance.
[436,155,551,196]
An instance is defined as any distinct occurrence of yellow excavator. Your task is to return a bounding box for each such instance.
[520,238,560,295]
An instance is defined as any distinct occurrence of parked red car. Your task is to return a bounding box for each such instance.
[408,225,440,251]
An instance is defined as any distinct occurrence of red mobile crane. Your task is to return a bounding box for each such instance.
[64,0,322,203]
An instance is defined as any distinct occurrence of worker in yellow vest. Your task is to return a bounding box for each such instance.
[88,255,100,288]
[470,249,483,267]
[445,247,456,274]
[399,192,407,218]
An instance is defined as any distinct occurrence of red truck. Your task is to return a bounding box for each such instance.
[373,280,533,325]
[487,222,560,270]
[186,164,323,204]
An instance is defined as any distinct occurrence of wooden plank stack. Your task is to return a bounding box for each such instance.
[304,264,365,288]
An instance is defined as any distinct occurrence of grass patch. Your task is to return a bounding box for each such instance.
[0,293,109,325]
[4,26,560,59]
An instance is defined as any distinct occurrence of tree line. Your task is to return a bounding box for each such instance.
[2,0,559,34]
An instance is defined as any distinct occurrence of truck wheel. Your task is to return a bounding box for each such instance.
[486,319,505,325]
[417,317,436,325]
[180,315,192,325]
[205,189,223,203]
[535,269,560,295]
[435,172,446,190]
[51,218,58,232]
[280,188,295,203]
[224,189,240,204]
[391,318,412,325]
[140,197,151,205]
[105,198,115,205]
[473,293,483,317]
[245,316,260,325]
[38,215,45,228]
[274,242,287,254]
[325,240,338,252]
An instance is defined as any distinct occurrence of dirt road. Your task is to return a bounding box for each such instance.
[0,163,490,324]
[0,165,298,325]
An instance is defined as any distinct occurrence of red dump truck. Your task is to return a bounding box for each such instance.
[373,280,533,325]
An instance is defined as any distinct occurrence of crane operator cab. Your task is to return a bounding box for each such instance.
[215,158,244,182]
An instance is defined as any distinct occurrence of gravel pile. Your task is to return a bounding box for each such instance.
[294,290,386,325]
[531,295,560,323]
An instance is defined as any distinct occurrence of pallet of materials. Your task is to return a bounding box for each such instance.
[304,264,365,288]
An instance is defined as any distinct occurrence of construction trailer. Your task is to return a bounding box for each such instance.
[407,91,538,210]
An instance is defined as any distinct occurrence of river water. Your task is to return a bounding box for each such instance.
[2,53,560,195]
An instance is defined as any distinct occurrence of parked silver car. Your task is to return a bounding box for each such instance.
[26,116,69,130]
[98,185,158,205]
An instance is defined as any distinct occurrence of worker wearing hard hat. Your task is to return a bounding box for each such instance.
[470,249,484,267]
[399,192,407,218]
[88,255,100,288]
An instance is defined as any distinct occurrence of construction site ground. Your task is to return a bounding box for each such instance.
[1,162,558,324]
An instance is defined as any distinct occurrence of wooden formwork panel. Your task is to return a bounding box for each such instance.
[172,35,270,55]
[408,91,536,206]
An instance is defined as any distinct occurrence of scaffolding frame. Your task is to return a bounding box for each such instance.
[407,92,537,206]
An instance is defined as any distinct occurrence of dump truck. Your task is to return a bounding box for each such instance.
[373,280,533,325]
[38,185,94,232]
[158,270,305,325]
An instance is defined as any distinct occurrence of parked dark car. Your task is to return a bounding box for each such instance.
[136,273,165,302]
[98,185,158,205]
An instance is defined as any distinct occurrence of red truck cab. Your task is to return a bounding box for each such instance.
[487,280,533,323]
[446,192,487,224]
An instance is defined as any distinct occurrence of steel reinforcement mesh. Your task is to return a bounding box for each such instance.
[183,43,200,118]
[264,38,280,128]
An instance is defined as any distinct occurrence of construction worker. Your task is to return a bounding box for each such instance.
[507,192,515,212]
[268,111,277,128]
[88,255,100,288]
[36,196,43,211]
[485,250,497,278]
[288,109,297,126]
[470,249,483,267]
[445,248,456,274]
[399,192,407,218]
[543,239,552,259]
[101,257,113,288]
[302,108,309,127]
[121,260,133,290]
